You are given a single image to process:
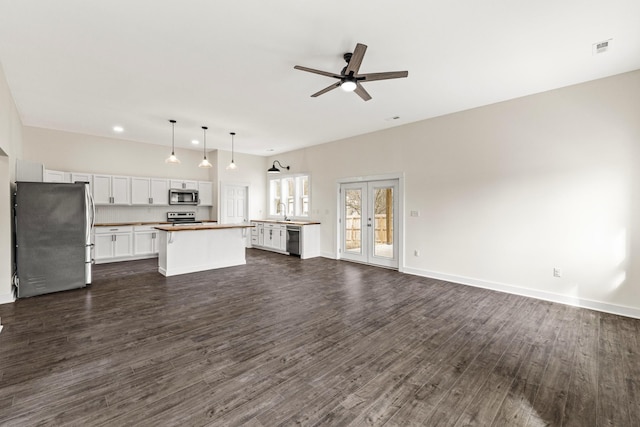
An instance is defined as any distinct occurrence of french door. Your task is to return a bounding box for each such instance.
[340,179,399,268]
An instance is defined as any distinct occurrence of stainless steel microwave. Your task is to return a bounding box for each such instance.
[169,188,199,205]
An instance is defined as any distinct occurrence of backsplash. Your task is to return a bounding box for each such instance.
[95,206,212,224]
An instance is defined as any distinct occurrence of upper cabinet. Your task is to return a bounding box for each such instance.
[131,177,169,206]
[93,174,131,205]
[44,169,69,183]
[170,179,198,190]
[198,181,213,206]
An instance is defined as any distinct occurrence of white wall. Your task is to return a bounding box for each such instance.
[0,61,23,304]
[270,70,640,318]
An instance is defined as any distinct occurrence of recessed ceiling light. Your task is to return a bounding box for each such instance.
[191,139,199,145]
[266,148,275,152]
[113,126,124,132]
[385,116,401,121]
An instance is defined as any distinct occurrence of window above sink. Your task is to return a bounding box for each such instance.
[269,173,310,220]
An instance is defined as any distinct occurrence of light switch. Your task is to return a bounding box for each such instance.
[410,210,420,217]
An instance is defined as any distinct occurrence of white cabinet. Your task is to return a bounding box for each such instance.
[131,177,169,205]
[93,174,131,205]
[133,224,161,256]
[93,226,133,263]
[170,179,197,190]
[263,223,286,251]
[198,181,213,206]
[250,222,321,259]
[250,222,264,247]
[70,172,92,185]
[44,169,70,183]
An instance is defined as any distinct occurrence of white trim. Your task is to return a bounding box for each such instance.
[403,266,640,319]
[0,292,15,305]
[321,251,338,260]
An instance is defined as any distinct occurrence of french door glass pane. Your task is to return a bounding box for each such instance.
[373,187,393,258]
[345,188,362,254]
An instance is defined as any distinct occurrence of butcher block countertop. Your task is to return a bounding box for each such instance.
[154,223,253,232]
[250,219,321,226]
[95,221,218,227]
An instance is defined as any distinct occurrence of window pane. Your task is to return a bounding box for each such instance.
[283,177,294,216]
[270,179,281,216]
[296,176,309,216]
[373,187,393,258]
[345,188,362,254]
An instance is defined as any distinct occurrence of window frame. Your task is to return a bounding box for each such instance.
[268,173,311,219]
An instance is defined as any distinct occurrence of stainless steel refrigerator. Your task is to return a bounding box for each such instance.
[14,181,94,298]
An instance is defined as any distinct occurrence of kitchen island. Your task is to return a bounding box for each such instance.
[154,223,253,277]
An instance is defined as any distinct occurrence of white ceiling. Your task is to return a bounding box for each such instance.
[1,1,639,156]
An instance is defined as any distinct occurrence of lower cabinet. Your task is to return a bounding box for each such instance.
[94,224,161,263]
[133,225,160,256]
[250,222,320,258]
[94,226,133,263]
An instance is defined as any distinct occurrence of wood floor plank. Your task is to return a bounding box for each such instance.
[0,250,637,426]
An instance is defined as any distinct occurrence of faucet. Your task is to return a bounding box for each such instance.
[278,202,289,221]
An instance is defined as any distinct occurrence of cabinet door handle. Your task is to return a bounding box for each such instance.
[152,232,156,239]
[112,235,115,242]
[149,197,153,204]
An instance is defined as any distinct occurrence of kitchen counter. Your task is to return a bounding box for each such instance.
[154,223,250,232]
[95,220,217,227]
[250,219,321,226]
[155,224,252,277]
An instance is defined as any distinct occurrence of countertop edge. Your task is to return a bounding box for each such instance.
[250,220,321,225]
[96,221,218,227]
[154,224,253,232]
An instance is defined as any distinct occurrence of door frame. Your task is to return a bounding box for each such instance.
[218,181,250,224]
[336,173,405,272]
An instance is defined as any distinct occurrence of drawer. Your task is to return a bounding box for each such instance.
[94,226,133,234]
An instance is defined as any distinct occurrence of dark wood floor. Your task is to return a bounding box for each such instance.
[0,250,639,426]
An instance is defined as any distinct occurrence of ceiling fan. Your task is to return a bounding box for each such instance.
[294,43,408,101]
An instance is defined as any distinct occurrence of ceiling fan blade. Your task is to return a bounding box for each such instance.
[354,83,372,101]
[311,82,341,97]
[345,43,367,75]
[294,65,341,79]
[359,71,409,82]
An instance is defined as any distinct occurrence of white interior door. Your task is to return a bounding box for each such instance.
[221,184,248,224]
[340,179,399,268]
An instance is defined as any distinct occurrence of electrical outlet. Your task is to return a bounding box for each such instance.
[414,249,420,256]
[553,268,562,278]
[410,210,420,217]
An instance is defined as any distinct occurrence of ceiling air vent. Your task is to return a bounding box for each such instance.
[592,39,612,55]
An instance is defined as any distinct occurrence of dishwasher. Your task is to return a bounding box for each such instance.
[286,225,301,256]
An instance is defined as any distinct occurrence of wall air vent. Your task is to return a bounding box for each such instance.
[593,39,612,55]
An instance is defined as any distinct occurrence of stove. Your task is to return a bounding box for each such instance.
[167,211,202,225]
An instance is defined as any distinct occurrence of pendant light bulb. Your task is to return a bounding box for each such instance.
[165,119,181,164]
[226,132,237,171]
[198,126,212,168]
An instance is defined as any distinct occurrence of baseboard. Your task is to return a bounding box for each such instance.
[321,251,338,260]
[0,292,16,306]
[403,266,640,319]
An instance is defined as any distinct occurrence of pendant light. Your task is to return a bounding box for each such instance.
[198,126,212,168]
[226,132,237,170]
[165,119,180,164]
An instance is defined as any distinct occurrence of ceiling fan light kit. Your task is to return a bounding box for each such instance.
[294,43,408,101]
